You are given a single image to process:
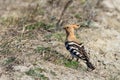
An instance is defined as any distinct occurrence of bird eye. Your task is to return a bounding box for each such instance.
[66,27,69,29]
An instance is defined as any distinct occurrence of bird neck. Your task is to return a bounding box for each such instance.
[66,30,79,43]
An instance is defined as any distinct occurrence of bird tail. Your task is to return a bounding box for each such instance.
[86,61,95,70]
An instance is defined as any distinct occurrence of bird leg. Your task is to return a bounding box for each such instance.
[68,56,74,61]
[76,58,79,62]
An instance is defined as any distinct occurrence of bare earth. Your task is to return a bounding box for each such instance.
[0,0,120,80]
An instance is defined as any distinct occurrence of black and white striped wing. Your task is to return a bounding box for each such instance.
[65,41,89,60]
[65,41,95,70]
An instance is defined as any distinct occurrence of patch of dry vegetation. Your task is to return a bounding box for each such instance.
[0,0,120,80]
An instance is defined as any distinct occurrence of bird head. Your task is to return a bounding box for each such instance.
[63,24,80,33]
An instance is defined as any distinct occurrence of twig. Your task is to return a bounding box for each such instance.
[56,0,73,30]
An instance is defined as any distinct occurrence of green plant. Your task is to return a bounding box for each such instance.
[35,46,51,53]
[80,0,86,4]
[44,32,65,42]
[1,16,16,26]
[50,70,57,76]
[53,33,62,41]
[80,20,91,27]
[75,14,81,19]
[25,22,54,31]
[23,31,37,39]
[52,32,65,41]
[25,68,48,80]
[44,34,53,40]
[3,57,16,65]
[0,40,12,54]
[64,60,79,69]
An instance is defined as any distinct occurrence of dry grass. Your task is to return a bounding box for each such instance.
[0,0,120,80]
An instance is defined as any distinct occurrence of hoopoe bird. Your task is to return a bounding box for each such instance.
[63,24,95,70]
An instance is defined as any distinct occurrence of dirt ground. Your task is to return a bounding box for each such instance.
[0,0,120,80]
